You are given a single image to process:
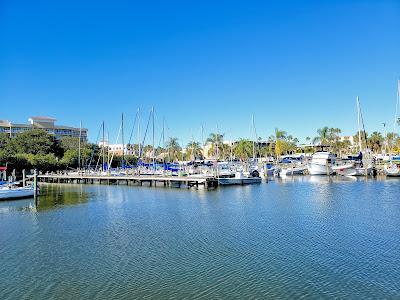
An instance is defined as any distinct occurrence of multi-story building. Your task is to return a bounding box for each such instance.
[0,117,88,141]
[98,140,135,156]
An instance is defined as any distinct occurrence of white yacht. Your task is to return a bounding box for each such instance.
[307,152,335,175]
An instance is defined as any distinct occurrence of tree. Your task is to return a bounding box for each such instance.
[60,136,85,152]
[206,133,224,159]
[28,153,59,172]
[0,133,10,149]
[386,132,399,153]
[6,129,64,157]
[166,137,182,161]
[313,127,329,145]
[368,131,383,154]
[273,128,287,157]
[233,139,253,161]
[186,141,203,160]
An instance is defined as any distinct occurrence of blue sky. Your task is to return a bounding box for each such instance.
[1,0,399,146]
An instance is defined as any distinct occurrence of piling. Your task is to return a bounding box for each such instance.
[22,169,26,187]
[33,169,39,201]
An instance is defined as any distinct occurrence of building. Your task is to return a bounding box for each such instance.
[0,117,88,141]
[98,141,135,156]
[339,136,356,147]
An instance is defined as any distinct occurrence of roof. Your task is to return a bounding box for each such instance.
[29,116,57,121]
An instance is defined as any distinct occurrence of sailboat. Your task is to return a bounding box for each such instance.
[384,80,400,177]
[334,96,373,176]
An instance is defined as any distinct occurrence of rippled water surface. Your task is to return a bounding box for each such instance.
[1,177,400,299]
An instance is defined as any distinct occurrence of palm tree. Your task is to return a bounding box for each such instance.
[368,131,383,154]
[206,133,224,159]
[233,139,253,161]
[273,128,287,158]
[275,128,287,140]
[186,141,203,160]
[386,132,399,153]
[313,126,329,145]
[166,137,182,162]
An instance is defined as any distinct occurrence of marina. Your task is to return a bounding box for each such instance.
[1,178,399,299]
[1,1,400,298]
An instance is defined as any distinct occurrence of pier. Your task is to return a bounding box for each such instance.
[34,174,219,189]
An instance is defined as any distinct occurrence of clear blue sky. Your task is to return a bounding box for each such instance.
[1,0,399,146]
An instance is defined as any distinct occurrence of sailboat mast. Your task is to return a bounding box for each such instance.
[152,107,155,169]
[394,80,400,134]
[356,96,362,152]
[162,118,165,164]
[121,113,125,168]
[201,125,204,146]
[137,108,141,160]
[252,114,255,160]
[102,121,105,172]
[78,121,82,171]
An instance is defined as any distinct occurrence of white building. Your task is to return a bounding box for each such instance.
[98,141,135,156]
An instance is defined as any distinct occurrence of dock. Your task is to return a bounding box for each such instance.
[33,174,219,189]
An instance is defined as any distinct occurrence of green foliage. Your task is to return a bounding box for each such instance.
[233,139,253,161]
[0,133,10,149]
[166,137,182,161]
[6,129,63,157]
[28,153,59,172]
[60,136,82,152]
[186,141,203,160]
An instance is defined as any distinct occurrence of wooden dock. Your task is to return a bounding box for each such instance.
[33,174,219,189]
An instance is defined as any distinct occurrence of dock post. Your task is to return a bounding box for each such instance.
[12,169,16,182]
[33,170,39,205]
[22,169,26,187]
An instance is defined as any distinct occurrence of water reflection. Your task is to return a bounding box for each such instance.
[37,184,90,210]
[0,179,400,299]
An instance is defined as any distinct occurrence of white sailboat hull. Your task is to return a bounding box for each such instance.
[0,187,35,200]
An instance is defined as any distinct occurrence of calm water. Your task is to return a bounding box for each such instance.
[1,177,399,299]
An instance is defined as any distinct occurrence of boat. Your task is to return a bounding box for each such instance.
[333,157,373,177]
[218,171,261,185]
[280,165,307,176]
[332,162,357,176]
[307,152,335,175]
[0,186,35,200]
[384,162,400,177]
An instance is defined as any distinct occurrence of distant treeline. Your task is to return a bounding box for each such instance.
[0,130,137,174]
